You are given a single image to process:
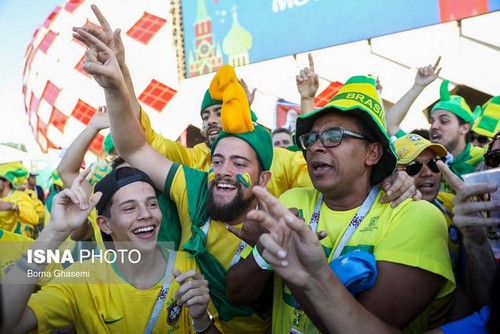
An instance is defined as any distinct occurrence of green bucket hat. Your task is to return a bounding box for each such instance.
[295,75,396,186]
[430,80,478,125]
[472,96,500,138]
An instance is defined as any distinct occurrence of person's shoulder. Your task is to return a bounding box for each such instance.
[387,197,443,218]
[279,186,318,203]
[12,189,34,201]
[437,191,454,204]
[193,142,211,153]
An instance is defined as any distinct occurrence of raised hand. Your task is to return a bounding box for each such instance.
[75,28,122,89]
[414,56,441,88]
[239,78,257,106]
[72,5,127,65]
[49,168,101,235]
[296,53,319,99]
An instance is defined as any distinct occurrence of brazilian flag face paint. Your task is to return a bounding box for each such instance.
[236,173,252,188]
[207,168,216,183]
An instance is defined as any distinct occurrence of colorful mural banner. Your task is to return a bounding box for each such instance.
[181,0,500,78]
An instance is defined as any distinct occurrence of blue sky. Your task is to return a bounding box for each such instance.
[0,0,64,152]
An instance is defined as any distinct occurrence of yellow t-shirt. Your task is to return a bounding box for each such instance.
[435,192,461,273]
[0,229,61,285]
[28,250,222,334]
[141,108,312,198]
[272,187,456,334]
[167,165,270,334]
[24,189,45,225]
[0,190,39,238]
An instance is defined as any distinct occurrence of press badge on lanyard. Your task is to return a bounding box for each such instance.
[288,187,379,333]
[289,306,305,333]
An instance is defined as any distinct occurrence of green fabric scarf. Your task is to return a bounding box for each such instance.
[181,165,254,321]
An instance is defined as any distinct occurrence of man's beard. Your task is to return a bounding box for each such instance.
[206,180,255,222]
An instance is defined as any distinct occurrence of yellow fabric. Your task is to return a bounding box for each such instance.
[24,189,45,228]
[141,109,311,198]
[0,161,29,185]
[209,64,238,101]
[436,192,460,272]
[221,82,253,134]
[169,167,270,334]
[0,230,61,285]
[0,190,39,238]
[28,250,222,334]
[272,188,455,334]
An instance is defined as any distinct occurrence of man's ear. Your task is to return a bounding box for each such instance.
[459,123,471,136]
[97,216,112,236]
[258,171,272,187]
[365,142,384,167]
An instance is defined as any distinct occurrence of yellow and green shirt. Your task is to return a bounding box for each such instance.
[165,164,270,334]
[28,250,222,334]
[273,187,456,334]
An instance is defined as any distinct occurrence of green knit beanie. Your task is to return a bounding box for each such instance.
[200,89,222,117]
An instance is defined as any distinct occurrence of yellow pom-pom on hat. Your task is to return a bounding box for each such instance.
[221,82,254,134]
[209,64,238,101]
[210,64,274,171]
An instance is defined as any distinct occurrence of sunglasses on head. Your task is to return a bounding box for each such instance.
[404,158,440,176]
[484,149,500,168]
[298,128,372,150]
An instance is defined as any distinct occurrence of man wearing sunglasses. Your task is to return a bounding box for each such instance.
[483,132,500,169]
[386,59,484,194]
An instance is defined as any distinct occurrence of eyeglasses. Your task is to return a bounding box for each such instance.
[471,133,491,145]
[403,158,440,176]
[298,128,371,150]
[484,149,500,168]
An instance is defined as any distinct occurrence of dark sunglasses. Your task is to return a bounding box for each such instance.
[484,149,500,168]
[404,158,440,176]
[298,128,372,150]
[471,133,491,145]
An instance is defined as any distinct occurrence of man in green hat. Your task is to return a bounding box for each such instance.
[386,58,484,194]
[226,75,455,333]
[77,25,278,333]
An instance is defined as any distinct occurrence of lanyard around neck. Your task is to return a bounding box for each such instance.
[201,218,248,267]
[144,250,177,334]
[309,187,380,260]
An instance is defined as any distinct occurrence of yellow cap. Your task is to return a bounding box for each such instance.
[394,134,447,165]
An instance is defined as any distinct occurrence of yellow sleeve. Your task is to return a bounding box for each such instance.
[14,192,39,226]
[267,148,311,198]
[140,107,212,170]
